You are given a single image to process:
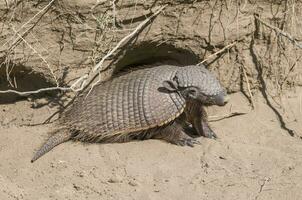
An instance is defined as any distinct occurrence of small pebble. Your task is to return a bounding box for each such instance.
[219,156,226,160]
[128,180,138,186]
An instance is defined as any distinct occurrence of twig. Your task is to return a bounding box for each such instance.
[70,74,88,91]
[241,65,255,109]
[280,55,302,90]
[4,0,9,9]
[4,55,15,87]
[208,112,247,122]
[254,15,302,49]
[254,177,271,200]
[198,42,237,65]
[0,87,71,97]
[111,0,117,28]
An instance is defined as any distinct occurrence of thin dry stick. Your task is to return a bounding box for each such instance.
[198,42,237,65]
[4,55,15,87]
[208,112,247,122]
[255,15,302,49]
[280,54,302,90]
[70,74,88,91]
[111,0,117,28]
[4,0,9,8]
[0,87,71,96]
[241,65,255,109]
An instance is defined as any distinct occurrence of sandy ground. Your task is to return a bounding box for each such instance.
[1,88,302,200]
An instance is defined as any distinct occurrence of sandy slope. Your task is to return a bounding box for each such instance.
[0,89,302,200]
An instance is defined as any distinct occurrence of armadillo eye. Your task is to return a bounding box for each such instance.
[183,87,198,99]
[190,89,196,95]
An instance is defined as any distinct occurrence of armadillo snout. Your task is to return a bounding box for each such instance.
[214,91,229,106]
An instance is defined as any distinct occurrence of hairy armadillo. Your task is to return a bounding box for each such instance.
[31,65,229,162]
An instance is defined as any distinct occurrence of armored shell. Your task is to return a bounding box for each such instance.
[62,65,186,142]
[61,65,224,142]
[31,64,227,162]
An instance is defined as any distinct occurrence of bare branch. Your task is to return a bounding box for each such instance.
[208,112,247,122]
[241,65,255,109]
[198,41,237,65]
[111,0,118,28]
[0,87,71,97]
[280,55,302,90]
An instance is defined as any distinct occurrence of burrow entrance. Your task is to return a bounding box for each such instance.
[114,42,200,73]
[0,63,56,104]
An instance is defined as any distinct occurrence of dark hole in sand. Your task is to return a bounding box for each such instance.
[114,42,199,74]
[0,64,56,104]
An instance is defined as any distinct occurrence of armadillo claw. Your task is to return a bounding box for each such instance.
[177,138,201,147]
[204,130,218,139]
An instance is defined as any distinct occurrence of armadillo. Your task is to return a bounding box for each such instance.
[31,65,229,162]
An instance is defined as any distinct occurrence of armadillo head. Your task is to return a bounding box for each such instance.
[162,65,229,106]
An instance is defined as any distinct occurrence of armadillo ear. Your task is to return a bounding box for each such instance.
[162,80,178,92]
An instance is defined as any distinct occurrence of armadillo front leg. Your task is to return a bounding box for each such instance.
[185,101,217,139]
[194,106,217,139]
[152,122,200,147]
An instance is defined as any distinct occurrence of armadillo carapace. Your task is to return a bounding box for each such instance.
[31,65,229,162]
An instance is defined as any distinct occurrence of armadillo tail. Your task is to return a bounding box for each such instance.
[31,128,72,163]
